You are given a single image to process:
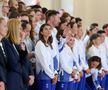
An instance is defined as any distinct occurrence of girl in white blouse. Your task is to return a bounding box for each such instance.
[35,24,58,90]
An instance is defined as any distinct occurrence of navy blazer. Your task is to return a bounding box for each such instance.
[3,39,34,90]
[0,41,7,83]
[3,39,22,74]
[3,39,24,90]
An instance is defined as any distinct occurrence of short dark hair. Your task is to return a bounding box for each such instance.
[90,23,98,30]
[21,20,29,30]
[34,9,41,13]
[90,33,101,41]
[61,12,70,19]
[30,5,41,9]
[20,11,28,17]
[75,17,82,23]
[18,1,25,13]
[9,11,20,19]
[59,17,67,27]
[18,1,25,5]
[102,24,108,30]
[42,7,48,14]
[45,10,59,22]
[97,30,105,34]
[67,22,77,29]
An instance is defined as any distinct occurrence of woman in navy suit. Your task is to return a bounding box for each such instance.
[3,18,29,90]
[0,17,8,90]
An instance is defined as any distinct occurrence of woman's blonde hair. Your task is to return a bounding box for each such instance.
[6,18,21,44]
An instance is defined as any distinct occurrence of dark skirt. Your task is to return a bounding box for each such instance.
[85,76,96,90]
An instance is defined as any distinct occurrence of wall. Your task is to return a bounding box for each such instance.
[40,0,74,17]
[40,0,52,9]
[73,0,89,29]
[0,1,3,16]
[73,0,108,29]
[40,0,60,10]
[89,0,108,28]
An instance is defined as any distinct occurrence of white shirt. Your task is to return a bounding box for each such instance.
[60,44,74,74]
[77,39,89,70]
[24,36,34,53]
[87,45,108,71]
[83,35,90,48]
[59,44,76,81]
[34,21,45,43]
[72,39,83,72]
[35,40,55,79]
[52,27,60,69]
[103,36,108,62]
[35,21,44,34]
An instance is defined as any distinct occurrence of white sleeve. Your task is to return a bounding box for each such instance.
[35,42,55,79]
[73,44,82,72]
[100,50,108,71]
[74,57,82,72]
[80,56,89,70]
[58,37,66,50]
[87,47,98,58]
[80,51,89,70]
[60,50,73,74]
[78,42,89,70]
[83,35,90,48]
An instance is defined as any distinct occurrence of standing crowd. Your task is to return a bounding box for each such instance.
[0,0,108,90]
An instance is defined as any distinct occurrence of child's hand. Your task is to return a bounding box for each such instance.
[75,74,80,82]
[28,52,35,59]
[85,69,91,74]
[79,71,83,77]
[51,74,58,84]
[100,70,105,79]
[20,42,26,51]
[71,69,80,82]
[28,75,34,86]
[71,69,77,78]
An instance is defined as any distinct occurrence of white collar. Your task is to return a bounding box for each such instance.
[0,42,2,47]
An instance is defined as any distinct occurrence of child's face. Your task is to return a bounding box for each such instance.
[66,33,75,47]
[91,61,99,68]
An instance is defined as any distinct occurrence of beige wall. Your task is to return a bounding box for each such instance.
[40,0,52,9]
[73,0,89,29]
[40,0,108,29]
[74,0,108,29]
[40,0,60,10]
[40,0,74,15]
[89,0,108,28]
